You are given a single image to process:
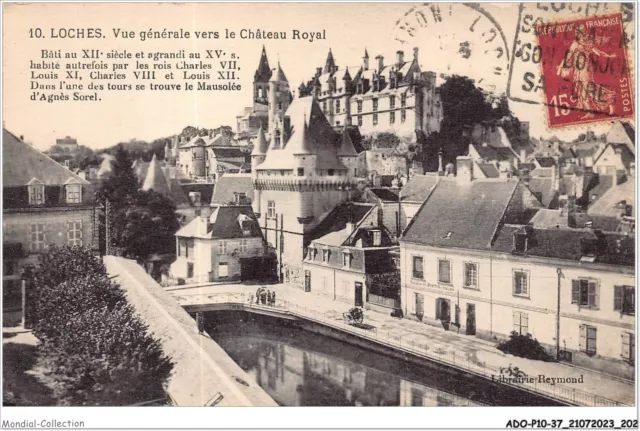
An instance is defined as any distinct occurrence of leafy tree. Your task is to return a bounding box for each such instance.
[497,331,554,362]
[110,190,179,260]
[97,144,139,209]
[416,75,522,171]
[27,246,174,406]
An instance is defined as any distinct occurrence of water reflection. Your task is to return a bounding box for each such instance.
[211,320,481,407]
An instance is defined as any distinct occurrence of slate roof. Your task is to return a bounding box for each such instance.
[210,173,254,206]
[307,203,375,247]
[588,178,635,218]
[400,174,438,203]
[3,129,90,187]
[256,97,347,171]
[621,122,635,144]
[476,162,500,178]
[368,188,399,202]
[535,156,556,168]
[584,174,614,206]
[141,154,171,195]
[473,145,518,162]
[402,178,519,249]
[527,177,558,208]
[212,147,245,159]
[492,225,634,266]
[530,208,568,228]
[209,206,262,239]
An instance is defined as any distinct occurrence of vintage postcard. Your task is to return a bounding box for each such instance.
[1,2,637,429]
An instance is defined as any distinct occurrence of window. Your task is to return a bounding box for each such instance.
[240,239,248,253]
[463,262,478,289]
[622,332,635,363]
[513,270,529,297]
[297,168,304,176]
[401,110,406,123]
[218,262,228,278]
[357,115,363,126]
[322,101,327,113]
[194,209,202,217]
[401,94,407,107]
[614,285,635,315]
[372,230,381,246]
[186,239,194,258]
[322,249,329,263]
[218,240,227,255]
[373,98,378,112]
[579,324,597,355]
[390,112,395,124]
[571,279,599,308]
[336,99,340,113]
[278,101,282,110]
[513,311,529,335]
[373,114,378,126]
[328,169,335,176]
[28,184,44,206]
[3,260,15,277]
[179,239,187,257]
[67,221,82,246]
[307,247,316,261]
[29,223,46,252]
[274,130,281,148]
[65,184,82,204]
[438,259,451,284]
[267,201,276,219]
[412,256,424,279]
[390,96,396,109]
[342,251,352,268]
[357,100,363,113]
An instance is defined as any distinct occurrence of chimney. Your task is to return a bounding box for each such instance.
[316,67,322,76]
[413,47,419,63]
[19,135,24,141]
[520,148,526,163]
[375,55,384,72]
[345,221,356,234]
[437,151,444,176]
[396,50,404,67]
[456,156,474,184]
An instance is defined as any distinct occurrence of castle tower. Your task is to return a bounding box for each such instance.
[251,126,269,180]
[268,61,291,137]
[323,48,336,74]
[254,45,272,108]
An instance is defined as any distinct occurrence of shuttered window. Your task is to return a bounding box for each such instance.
[579,325,597,355]
[412,256,423,279]
[571,279,599,308]
[513,270,529,297]
[621,332,634,363]
[614,286,635,315]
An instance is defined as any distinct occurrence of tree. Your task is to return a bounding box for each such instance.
[111,191,179,259]
[27,246,174,406]
[416,75,522,171]
[97,144,139,209]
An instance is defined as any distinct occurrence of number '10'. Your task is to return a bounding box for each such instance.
[29,28,44,38]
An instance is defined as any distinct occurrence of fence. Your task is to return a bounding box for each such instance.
[173,292,626,407]
[367,292,400,309]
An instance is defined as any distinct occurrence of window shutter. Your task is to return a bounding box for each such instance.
[579,324,586,351]
[571,280,580,304]
[513,311,519,332]
[621,333,630,360]
[77,221,83,239]
[435,299,441,320]
[614,286,623,311]
[587,327,597,353]
[588,281,599,308]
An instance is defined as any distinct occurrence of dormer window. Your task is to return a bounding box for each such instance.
[307,246,317,261]
[28,179,45,206]
[322,248,330,263]
[371,229,381,246]
[342,250,352,268]
[233,192,246,205]
[65,184,82,204]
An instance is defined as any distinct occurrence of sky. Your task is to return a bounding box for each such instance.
[3,2,632,151]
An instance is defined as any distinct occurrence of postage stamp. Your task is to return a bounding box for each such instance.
[536,13,634,128]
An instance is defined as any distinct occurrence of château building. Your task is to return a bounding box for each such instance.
[251,94,361,285]
[298,48,443,141]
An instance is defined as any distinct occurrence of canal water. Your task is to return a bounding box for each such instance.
[207,312,560,407]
